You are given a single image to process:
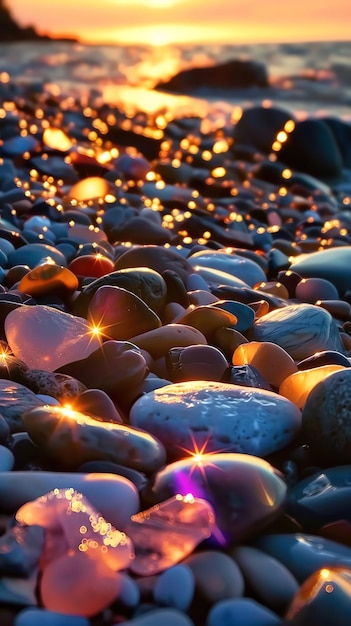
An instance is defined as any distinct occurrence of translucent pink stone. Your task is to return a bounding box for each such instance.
[16,488,134,572]
[5,305,101,371]
[40,552,121,617]
[126,494,216,576]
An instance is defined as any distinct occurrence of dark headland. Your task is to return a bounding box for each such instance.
[0,0,76,42]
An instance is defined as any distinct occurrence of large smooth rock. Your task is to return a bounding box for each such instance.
[130,380,301,460]
[232,105,295,154]
[290,247,351,294]
[250,303,345,361]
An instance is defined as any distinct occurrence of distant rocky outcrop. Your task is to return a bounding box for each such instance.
[155,59,269,93]
[0,0,76,42]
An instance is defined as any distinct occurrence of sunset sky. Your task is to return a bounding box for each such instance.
[8,0,351,47]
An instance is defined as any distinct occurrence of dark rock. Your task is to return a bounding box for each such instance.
[232,106,295,154]
[156,59,269,93]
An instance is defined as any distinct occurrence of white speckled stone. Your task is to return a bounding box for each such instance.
[129,380,301,459]
[250,303,345,360]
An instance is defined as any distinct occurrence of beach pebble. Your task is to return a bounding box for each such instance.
[256,533,351,583]
[114,608,194,626]
[147,453,286,542]
[22,370,86,401]
[175,305,238,340]
[0,380,44,433]
[301,368,351,464]
[0,571,38,606]
[233,341,297,387]
[206,597,281,626]
[291,246,351,294]
[5,305,101,372]
[184,551,244,603]
[0,524,44,577]
[284,566,351,625]
[188,250,266,287]
[251,303,345,360]
[231,546,299,611]
[295,277,339,303]
[232,105,294,153]
[114,245,193,282]
[129,324,207,360]
[154,565,195,611]
[7,243,67,269]
[166,345,228,382]
[130,380,301,460]
[15,608,90,626]
[87,285,161,341]
[22,404,166,473]
[0,472,139,529]
[68,253,114,278]
[56,340,148,403]
[17,263,78,299]
[280,363,346,409]
[0,444,14,470]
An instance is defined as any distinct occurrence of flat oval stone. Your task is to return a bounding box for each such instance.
[68,254,115,278]
[184,550,244,603]
[290,247,351,294]
[129,324,207,360]
[114,245,193,282]
[231,546,299,611]
[210,300,255,333]
[0,380,44,433]
[0,472,139,529]
[146,453,286,542]
[280,364,346,409]
[17,263,78,299]
[233,341,297,388]
[113,608,194,626]
[22,405,166,474]
[130,380,301,460]
[301,369,351,464]
[67,176,111,201]
[250,303,345,360]
[256,533,351,583]
[207,598,281,626]
[88,285,161,341]
[176,305,238,340]
[21,370,86,402]
[5,305,101,372]
[15,609,89,626]
[295,277,340,303]
[154,564,195,612]
[8,244,67,269]
[188,250,266,287]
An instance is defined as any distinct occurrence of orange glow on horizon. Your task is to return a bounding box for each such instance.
[8,0,351,46]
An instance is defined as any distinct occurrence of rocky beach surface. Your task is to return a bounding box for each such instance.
[1,39,351,625]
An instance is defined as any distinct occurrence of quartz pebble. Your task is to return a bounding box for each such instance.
[5,305,101,372]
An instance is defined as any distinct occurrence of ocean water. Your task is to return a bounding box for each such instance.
[1,39,351,120]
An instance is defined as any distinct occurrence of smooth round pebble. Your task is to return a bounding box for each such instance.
[154,564,195,611]
[184,551,244,604]
[0,445,14,471]
[15,609,90,626]
[206,597,281,626]
[115,608,194,626]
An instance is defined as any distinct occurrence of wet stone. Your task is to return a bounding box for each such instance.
[145,453,287,543]
[130,380,301,460]
[22,404,166,473]
[0,380,44,433]
[301,369,351,465]
[250,303,345,361]
[21,370,86,401]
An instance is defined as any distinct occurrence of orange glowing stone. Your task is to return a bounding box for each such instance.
[42,127,73,152]
[279,364,346,409]
[233,341,297,388]
[67,177,111,202]
[68,254,114,279]
[18,262,78,298]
